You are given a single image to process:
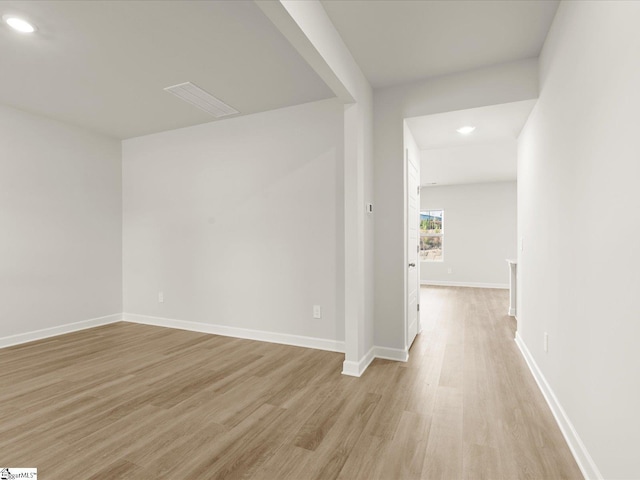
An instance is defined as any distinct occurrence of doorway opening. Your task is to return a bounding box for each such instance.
[402,99,535,355]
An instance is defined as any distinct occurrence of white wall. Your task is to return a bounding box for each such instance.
[420,182,516,288]
[0,104,122,339]
[518,2,640,478]
[374,59,538,350]
[123,99,345,343]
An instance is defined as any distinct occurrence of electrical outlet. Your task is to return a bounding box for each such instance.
[158,291,164,303]
[313,305,321,319]
[447,267,453,274]
[544,332,549,353]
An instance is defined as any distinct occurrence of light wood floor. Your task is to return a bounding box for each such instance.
[0,287,583,479]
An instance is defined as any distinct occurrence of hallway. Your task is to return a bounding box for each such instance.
[402,286,582,478]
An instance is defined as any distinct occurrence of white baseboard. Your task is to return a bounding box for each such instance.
[124,312,345,353]
[515,332,602,480]
[342,346,375,377]
[0,309,410,378]
[126,313,413,377]
[342,345,409,377]
[0,313,122,349]
[421,280,508,289]
[374,346,409,362]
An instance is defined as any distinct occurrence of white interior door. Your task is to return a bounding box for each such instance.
[407,149,420,348]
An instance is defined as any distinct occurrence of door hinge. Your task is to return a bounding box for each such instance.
[417,245,420,253]
[417,185,420,195]
[417,303,420,312]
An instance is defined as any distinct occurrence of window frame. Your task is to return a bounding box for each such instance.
[420,209,444,262]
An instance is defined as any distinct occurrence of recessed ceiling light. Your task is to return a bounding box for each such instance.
[3,15,36,33]
[456,126,476,135]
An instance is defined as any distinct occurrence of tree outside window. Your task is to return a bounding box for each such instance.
[420,210,443,261]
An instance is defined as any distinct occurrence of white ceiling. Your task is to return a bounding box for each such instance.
[321,0,559,88]
[0,1,334,139]
[406,100,537,186]
[406,100,537,150]
[420,142,517,187]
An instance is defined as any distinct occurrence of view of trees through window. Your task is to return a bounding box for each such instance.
[420,210,443,261]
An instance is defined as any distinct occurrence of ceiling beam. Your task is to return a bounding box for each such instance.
[254,0,356,103]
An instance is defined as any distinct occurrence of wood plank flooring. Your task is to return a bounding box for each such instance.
[0,287,583,479]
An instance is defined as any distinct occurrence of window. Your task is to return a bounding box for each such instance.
[420,210,443,261]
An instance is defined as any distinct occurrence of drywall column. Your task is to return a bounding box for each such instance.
[343,103,366,373]
[256,0,374,375]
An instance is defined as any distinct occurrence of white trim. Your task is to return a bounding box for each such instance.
[408,318,417,347]
[342,346,375,377]
[0,313,122,349]
[515,332,603,480]
[421,280,508,289]
[124,312,345,353]
[403,146,409,369]
[341,361,360,377]
[374,346,409,362]
[342,345,409,376]
[508,307,517,316]
[0,311,410,378]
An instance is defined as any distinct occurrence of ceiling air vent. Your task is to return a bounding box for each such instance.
[164,82,239,118]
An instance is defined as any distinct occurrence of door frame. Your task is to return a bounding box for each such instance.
[404,146,421,350]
